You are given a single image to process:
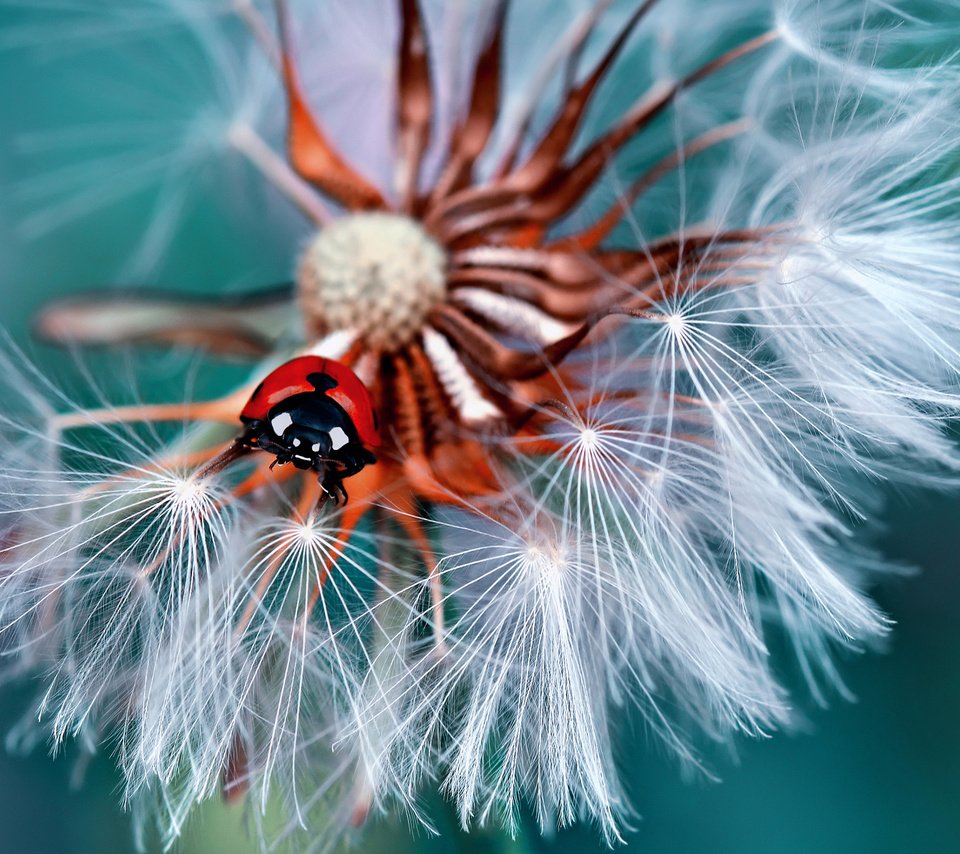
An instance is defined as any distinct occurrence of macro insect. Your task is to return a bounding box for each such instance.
[204,356,380,504]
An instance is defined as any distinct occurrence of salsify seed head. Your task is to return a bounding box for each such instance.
[1,0,960,850]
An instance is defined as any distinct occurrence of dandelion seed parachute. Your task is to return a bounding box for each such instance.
[1,0,960,849]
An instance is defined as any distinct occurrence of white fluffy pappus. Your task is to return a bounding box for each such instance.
[353,504,635,843]
[0,345,418,849]
[0,349,236,748]
[1,0,960,850]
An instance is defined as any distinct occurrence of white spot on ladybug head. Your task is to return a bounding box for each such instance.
[271,412,293,436]
[292,438,301,447]
[312,443,321,453]
[329,426,350,451]
[298,213,447,352]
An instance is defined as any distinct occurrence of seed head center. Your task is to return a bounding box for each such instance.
[298,213,447,352]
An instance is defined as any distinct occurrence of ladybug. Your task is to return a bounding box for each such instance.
[237,356,380,504]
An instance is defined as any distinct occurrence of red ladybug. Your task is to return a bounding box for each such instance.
[238,356,380,504]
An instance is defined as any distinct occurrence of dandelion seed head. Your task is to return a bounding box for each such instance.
[3,0,960,849]
[291,516,322,547]
[171,472,212,505]
[298,212,447,351]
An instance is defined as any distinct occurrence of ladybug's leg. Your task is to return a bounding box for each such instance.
[318,471,349,507]
[317,450,369,507]
[334,461,363,487]
[195,438,255,479]
[313,462,341,507]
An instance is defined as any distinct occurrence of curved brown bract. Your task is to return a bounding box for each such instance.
[35,285,297,358]
[275,0,386,209]
[429,0,508,204]
[395,0,434,211]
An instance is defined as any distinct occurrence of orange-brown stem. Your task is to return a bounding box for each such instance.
[395,0,433,210]
[54,390,250,431]
[428,0,508,204]
[275,0,386,208]
[391,492,445,642]
[234,474,324,638]
[303,464,382,614]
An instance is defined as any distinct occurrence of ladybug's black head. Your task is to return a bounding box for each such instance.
[262,396,349,469]
[245,388,371,475]
[270,413,336,469]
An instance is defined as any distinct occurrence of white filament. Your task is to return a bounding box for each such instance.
[422,327,501,424]
[453,287,577,345]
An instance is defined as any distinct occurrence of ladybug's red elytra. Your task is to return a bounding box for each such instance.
[237,356,380,504]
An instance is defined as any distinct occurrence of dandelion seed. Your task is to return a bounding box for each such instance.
[2,0,960,850]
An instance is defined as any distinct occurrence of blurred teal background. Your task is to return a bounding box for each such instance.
[1,4,958,853]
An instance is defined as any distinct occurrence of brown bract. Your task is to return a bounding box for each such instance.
[231,0,772,508]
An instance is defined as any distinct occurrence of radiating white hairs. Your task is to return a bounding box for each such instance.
[1,0,959,849]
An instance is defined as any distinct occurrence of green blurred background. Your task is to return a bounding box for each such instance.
[1,4,958,853]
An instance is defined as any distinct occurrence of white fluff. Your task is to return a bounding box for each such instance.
[2,0,960,850]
